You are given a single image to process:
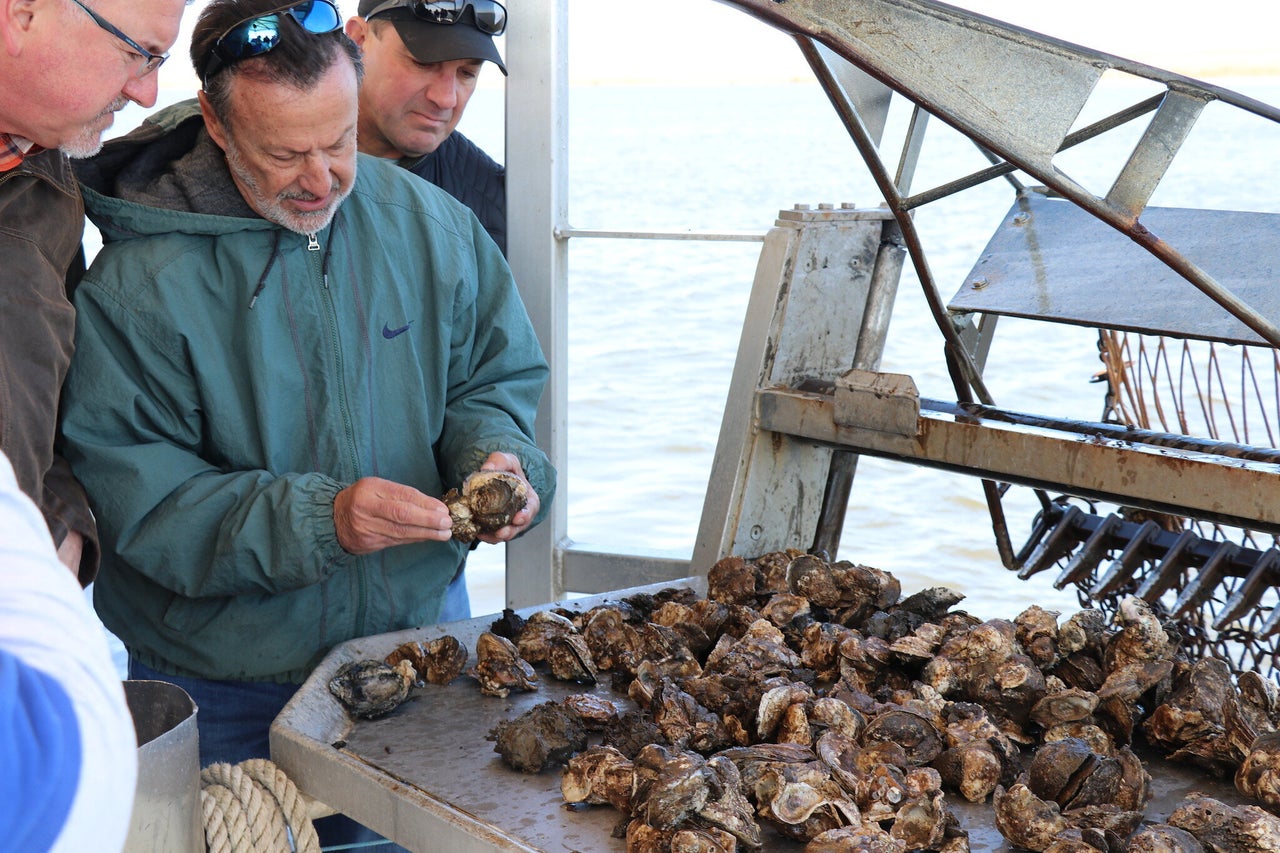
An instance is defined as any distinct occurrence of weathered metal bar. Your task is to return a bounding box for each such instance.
[757,385,1280,533]
[719,0,1280,346]
[1105,89,1207,217]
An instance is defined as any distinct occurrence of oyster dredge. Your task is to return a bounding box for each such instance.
[114,0,1280,850]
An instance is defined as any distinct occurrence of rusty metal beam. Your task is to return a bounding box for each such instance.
[756,384,1280,533]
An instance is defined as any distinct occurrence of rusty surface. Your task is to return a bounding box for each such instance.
[761,386,1280,532]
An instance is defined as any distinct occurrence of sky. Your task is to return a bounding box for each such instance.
[159,0,1278,90]
[564,0,1279,83]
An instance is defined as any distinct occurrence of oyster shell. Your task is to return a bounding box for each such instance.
[1026,738,1121,811]
[670,826,738,853]
[562,693,619,731]
[633,744,712,830]
[805,824,908,852]
[755,762,859,842]
[1168,794,1280,852]
[547,632,600,684]
[652,679,730,754]
[890,791,951,851]
[328,658,416,719]
[993,783,1069,851]
[933,741,1005,803]
[516,609,578,664]
[491,700,587,773]
[861,708,944,767]
[1128,823,1208,853]
[384,635,468,686]
[1144,657,1244,776]
[1237,730,1280,810]
[561,745,635,811]
[443,470,529,543]
[468,631,538,698]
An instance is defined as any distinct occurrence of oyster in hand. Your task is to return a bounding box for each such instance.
[328,659,416,719]
[444,471,529,543]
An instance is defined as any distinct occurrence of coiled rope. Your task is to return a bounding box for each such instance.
[200,758,321,853]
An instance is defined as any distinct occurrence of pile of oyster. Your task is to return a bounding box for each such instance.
[483,550,1280,852]
[328,635,469,718]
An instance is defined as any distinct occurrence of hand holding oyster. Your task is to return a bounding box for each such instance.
[444,470,529,543]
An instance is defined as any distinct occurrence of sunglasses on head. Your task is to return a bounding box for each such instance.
[364,0,507,36]
[200,0,343,89]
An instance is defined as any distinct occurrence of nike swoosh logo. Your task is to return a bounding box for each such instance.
[382,321,413,339]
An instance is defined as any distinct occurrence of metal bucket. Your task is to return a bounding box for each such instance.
[123,679,202,853]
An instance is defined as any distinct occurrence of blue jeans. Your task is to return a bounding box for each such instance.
[129,570,470,850]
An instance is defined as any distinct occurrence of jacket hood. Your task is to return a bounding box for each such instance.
[74,99,273,244]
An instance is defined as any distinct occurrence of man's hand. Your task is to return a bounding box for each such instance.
[334,477,453,555]
[56,530,83,576]
[473,452,540,544]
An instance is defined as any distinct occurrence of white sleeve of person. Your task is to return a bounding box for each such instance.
[0,450,138,852]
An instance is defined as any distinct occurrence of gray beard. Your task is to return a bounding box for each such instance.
[224,138,355,235]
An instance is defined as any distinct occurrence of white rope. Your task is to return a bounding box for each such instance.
[199,759,321,853]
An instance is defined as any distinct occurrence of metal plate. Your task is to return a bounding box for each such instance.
[272,580,1248,853]
[949,193,1280,345]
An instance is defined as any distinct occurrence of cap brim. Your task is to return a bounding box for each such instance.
[389,17,507,76]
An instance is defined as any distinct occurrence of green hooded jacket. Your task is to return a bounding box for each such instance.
[63,101,554,684]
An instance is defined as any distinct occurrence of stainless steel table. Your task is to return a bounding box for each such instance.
[271,580,1246,853]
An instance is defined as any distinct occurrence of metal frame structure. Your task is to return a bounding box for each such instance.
[503,0,1280,618]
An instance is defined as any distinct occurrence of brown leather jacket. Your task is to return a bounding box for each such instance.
[0,148,99,584]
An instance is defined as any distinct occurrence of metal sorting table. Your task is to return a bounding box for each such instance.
[271,579,1248,853]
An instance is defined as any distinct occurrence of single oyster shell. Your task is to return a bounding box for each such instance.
[806,824,907,853]
[1128,823,1208,852]
[517,609,577,664]
[562,693,619,731]
[561,744,635,811]
[444,470,529,543]
[1237,730,1280,811]
[491,700,587,773]
[1026,738,1120,811]
[328,659,415,719]
[993,783,1069,851]
[547,632,599,684]
[468,631,538,698]
[890,792,950,851]
[1168,794,1280,852]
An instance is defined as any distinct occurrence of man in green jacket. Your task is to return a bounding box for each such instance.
[62,2,553,839]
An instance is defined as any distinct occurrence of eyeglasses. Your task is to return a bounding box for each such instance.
[200,0,343,89]
[68,0,168,77]
[363,0,507,36]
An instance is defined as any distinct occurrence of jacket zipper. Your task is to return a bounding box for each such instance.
[310,228,368,636]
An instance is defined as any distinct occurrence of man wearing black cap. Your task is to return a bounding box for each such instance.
[347,0,507,253]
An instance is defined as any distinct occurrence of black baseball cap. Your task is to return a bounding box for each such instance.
[358,1,507,75]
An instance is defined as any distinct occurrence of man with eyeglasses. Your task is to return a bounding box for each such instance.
[63,0,552,847]
[0,0,188,586]
[346,0,508,254]
[0,2,188,848]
